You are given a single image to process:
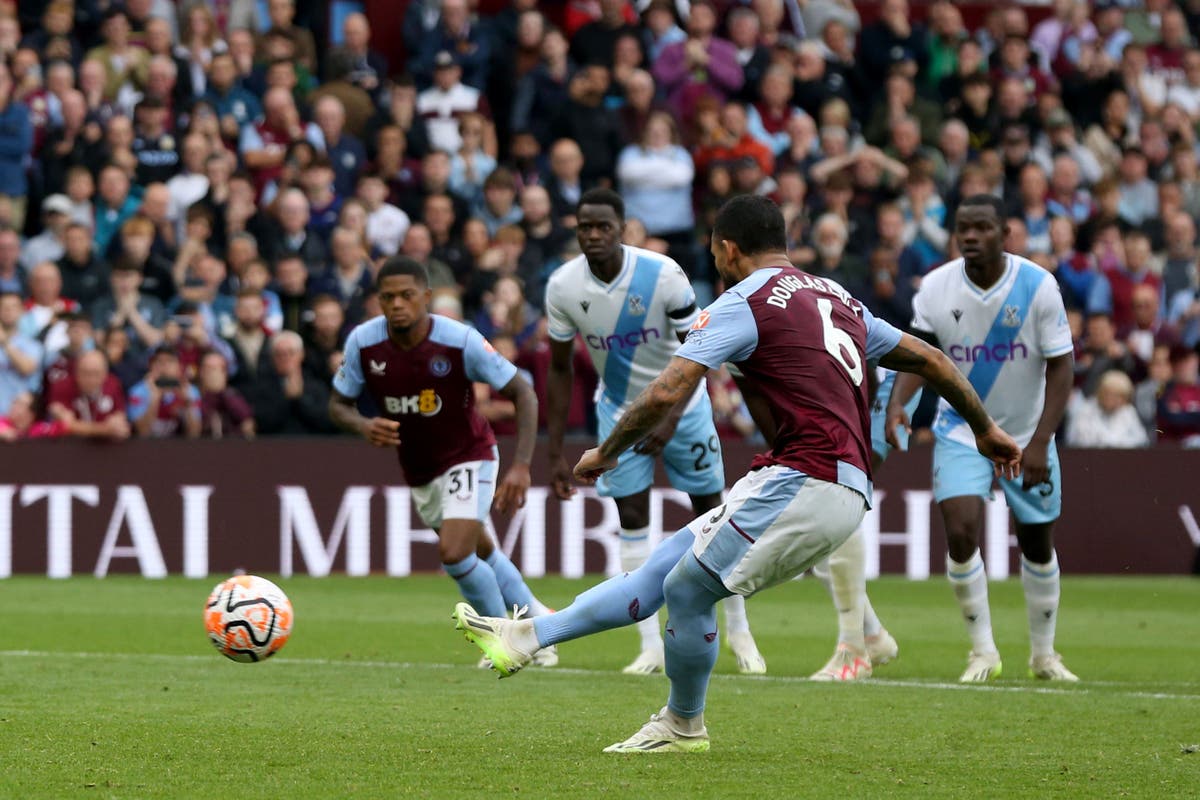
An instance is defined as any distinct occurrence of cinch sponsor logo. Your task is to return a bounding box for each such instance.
[586,328,661,351]
[949,342,1030,362]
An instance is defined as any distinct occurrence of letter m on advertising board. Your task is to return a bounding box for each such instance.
[278,486,374,577]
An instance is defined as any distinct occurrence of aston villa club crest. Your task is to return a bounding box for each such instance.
[627,294,646,316]
[1002,305,1022,327]
[429,355,452,377]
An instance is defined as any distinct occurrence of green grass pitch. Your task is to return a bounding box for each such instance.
[1,575,1197,798]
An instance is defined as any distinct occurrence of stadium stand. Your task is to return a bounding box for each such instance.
[0,0,1198,448]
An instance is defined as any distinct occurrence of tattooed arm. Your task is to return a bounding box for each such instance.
[882,328,937,444]
[574,356,708,482]
[879,333,1023,476]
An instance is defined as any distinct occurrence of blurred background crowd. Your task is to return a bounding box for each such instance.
[0,0,1198,448]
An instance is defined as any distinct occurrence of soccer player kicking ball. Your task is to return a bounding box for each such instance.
[543,188,765,675]
[453,196,1020,753]
[331,257,555,666]
[886,195,1079,684]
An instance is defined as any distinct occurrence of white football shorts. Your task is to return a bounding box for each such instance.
[687,465,867,596]
[411,446,499,530]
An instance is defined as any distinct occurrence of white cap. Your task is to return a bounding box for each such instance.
[42,194,72,215]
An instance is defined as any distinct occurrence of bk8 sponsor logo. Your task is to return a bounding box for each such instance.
[384,389,443,416]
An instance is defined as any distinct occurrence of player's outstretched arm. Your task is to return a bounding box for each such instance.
[883,330,938,450]
[545,337,577,500]
[493,374,538,513]
[575,356,708,483]
[329,390,400,447]
[879,333,1022,478]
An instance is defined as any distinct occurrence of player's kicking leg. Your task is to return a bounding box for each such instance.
[663,396,765,675]
[453,521,699,677]
[475,522,557,668]
[613,490,668,674]
[606,470,867,753]
[1000,443,1078,682]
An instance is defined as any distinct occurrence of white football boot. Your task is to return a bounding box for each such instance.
[452,602,535,678]
[622,645,666,675]
[727,630,767,675]
[1029,652,1079,682]
[865,628,899,666]
[809,643,873,681]
[603,707,710,754]
[959,650,1003,682]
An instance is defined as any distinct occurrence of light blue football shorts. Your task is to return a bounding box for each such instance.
[871,372,924,462]
[932,433,1061,524]
[596,390,725,499]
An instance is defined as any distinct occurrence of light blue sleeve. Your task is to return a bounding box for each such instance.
[333,329,365,398]
[675,294,759,368]
[1087,274,1112,316]
[1168,288,1193,325]
[305,122,325,151]
[17,338,43,391]
[463,328,519,390]
[127,383,149,422]
[745,104,792,156]
[238,123,264,155]
[862,303,903,361]
[186,385,202,422]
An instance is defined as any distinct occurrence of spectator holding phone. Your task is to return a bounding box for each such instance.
[126,345,201,438]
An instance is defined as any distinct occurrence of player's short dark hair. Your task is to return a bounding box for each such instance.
[376,256,429,288]
[712,195,787,256]
[578,188,624,221]
[956,194,1006,225]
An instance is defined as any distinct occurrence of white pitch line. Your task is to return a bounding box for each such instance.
[3,649,1199,701]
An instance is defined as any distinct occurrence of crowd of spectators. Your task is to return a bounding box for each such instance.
[0,0,1199,449]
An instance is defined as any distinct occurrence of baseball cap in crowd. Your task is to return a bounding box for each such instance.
[1094,0,1120,11]
[1046,109,1074,130]
[42,194,71,215]
[434,51,457,70]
